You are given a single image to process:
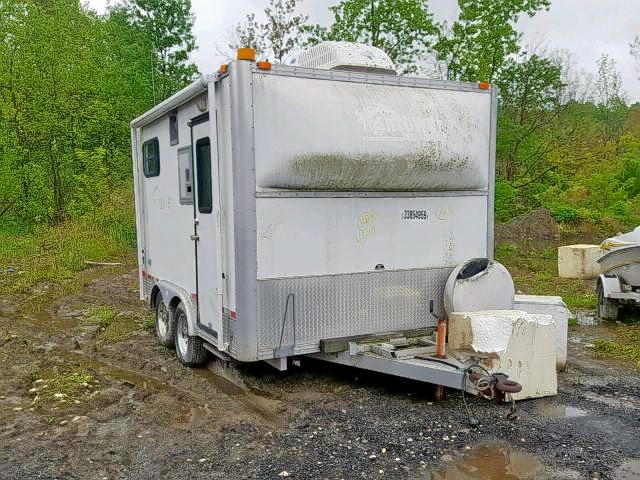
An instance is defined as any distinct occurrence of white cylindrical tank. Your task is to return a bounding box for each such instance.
[443,258,515,315]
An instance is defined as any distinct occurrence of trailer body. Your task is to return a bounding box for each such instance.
[131,54,497,364]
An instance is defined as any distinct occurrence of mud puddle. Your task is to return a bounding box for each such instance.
[429,445,542,479]
[10,301,283,427]
[197,363,283,426]
[536,401,588,418]
[69,345,283,426]
[615,460,640,480]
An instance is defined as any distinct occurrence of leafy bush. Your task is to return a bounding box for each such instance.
[548,204,580,223]
[494,180,518,222]
[0,184,136,294]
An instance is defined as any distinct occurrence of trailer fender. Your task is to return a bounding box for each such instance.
[597,274,622,298]
[155,280,198,336]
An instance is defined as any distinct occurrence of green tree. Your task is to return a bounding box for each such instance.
[306,0,437,75]
[91,5,156,183]
[229,13,263,56]
[496,52,565,182]
[594,54,628,143]
[122,0,198,101]
[433,0,550,82]
[228,0,309,63]
[0,0,156,224]
[0,0,104,222]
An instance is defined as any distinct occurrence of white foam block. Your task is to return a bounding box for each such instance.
[448,310,557,400]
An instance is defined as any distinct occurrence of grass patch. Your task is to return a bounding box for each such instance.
[143,312,155,333]
[84,305,140,341]
[31,368,95,408]
[85,305,117,330]
[496,241,596,311]
[0,186,136,295]
[593,325,640,367]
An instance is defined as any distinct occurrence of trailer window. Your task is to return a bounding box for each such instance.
[178,146,193,204]
[169,111,179,145]
[195,137,212,214]
[142,137,160,177]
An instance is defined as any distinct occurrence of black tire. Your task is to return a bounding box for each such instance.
[155,296,176,348]
[597,282,618,321]
[174,303,207,367]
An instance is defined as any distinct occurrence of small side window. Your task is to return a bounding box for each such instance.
[195,137,212,214]
[178,146,193,204]
[142,137,160,177]
[169,111,179,146]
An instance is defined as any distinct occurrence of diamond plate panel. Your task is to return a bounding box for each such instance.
[142,277,153,299]
[257,267,452,353]
[223,314,236,355]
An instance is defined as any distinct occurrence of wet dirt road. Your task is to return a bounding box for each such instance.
[1,269,639,479]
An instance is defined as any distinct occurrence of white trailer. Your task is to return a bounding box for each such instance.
[131,43,497,387]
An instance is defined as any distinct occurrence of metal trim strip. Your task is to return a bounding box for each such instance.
[255,190,489,198]
[253,64,493,94]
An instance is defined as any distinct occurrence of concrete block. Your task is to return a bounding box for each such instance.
[448,310,557,400]
[558,244,602,279]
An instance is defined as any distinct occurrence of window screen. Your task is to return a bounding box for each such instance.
[178,147,193,204]
[169,111,179,146]
[142,137,160,177]
[195,137,212,214]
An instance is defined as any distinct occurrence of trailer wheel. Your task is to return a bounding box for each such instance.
[174,303,207,367]
[155,297,175,348]
[597,281,618,320]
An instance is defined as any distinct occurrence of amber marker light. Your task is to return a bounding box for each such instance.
[256,60,272,70]
[237,48,256,61]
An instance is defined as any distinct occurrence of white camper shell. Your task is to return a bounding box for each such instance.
[131,44,497,381]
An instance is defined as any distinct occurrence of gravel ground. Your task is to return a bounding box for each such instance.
[1,270,639,480]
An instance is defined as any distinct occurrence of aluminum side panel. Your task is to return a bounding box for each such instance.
[252,74,492,192]
[138,97,205,296]
[256,196,488,279]
[229,60,258,361]
[217,76,237,314]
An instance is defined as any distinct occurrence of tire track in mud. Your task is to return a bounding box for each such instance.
[2,288,283,427]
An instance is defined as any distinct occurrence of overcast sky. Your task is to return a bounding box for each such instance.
[88,0,640,101]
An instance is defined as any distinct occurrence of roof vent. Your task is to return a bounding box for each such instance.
[286,41,396,75]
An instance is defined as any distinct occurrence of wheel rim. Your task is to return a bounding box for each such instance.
[157,302,169,338]
[177,312,189,356]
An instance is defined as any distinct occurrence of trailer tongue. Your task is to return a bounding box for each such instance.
[314,330,467,390]
[313,329,522,401]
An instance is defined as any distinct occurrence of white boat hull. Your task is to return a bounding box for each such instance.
[598,245,640,286]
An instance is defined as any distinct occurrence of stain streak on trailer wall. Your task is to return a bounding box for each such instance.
[253,76,491,192]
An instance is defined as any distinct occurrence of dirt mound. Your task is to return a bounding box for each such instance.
[496,208,559,247]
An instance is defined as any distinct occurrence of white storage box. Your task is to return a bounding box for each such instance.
[513,295,569,371]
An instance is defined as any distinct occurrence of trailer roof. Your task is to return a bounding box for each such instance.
[131,64,494,130]
[130,74,216,129]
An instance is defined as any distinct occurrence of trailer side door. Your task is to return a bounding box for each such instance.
[190,115,223,342]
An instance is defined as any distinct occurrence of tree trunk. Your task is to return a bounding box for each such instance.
[49,147,65,224]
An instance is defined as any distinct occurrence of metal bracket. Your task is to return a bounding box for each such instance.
[273,345,295,358]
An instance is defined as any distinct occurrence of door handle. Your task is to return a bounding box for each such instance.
[190,234,200,241]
